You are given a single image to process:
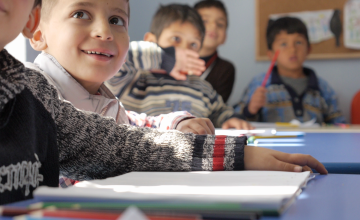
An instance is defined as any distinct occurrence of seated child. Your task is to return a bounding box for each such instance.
[106,4,251,130]
[194,0,235,103]
[27,1,216,186]
[0,0,327,205]
[234,17,346,124]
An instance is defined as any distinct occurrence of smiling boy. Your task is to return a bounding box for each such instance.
[27,0,214,134]
[235,17,345,124]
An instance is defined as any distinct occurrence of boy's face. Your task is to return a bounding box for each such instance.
[156,21,202,52]
[38,0,129,91]
[197,7,227,50]
[268,31,310,72]
[0,0,37,50]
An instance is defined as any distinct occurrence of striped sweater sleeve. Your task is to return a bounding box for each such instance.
[106,41,175,98]
[126,110,195,130]
[26,69,246,181]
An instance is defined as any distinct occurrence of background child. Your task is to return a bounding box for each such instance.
[106,4,251,130]
[234,17,346,124]
[194,0,236,103]
[0,0,327,205]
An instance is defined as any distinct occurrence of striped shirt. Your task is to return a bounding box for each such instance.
[106,42,242,128]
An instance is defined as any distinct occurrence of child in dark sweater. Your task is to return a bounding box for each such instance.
[0,0,327,205]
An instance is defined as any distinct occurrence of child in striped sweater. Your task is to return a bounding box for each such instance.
[106,4,251,130]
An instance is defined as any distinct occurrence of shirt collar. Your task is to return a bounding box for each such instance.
[270,66,320,91]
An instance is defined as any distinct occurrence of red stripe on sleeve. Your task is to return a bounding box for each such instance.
[213,135,226,171]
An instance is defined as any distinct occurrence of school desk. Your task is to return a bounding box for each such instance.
[261,174,360,220]
[249,132,360,174]
[2,174,359,220]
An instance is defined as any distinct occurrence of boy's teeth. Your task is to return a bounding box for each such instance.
[84,51,111,57]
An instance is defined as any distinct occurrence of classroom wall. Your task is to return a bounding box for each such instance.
[127,0,360,122]
[5,34,27,63]
[22,0,360,122]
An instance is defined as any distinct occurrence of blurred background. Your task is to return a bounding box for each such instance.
[6,0,360,122]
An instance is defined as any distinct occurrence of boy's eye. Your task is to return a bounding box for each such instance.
[190,43,199,50]
[216,23,225,28]
[72,11,90,20]
[296,41,304,45]
[172,36,181,43]
[109,17,124,26]
[280,42,287,47]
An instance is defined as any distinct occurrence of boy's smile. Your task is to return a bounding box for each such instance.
[269,31,310,76]
[34,0,129,94]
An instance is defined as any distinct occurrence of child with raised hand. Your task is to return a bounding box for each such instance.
[0,0,327,205]
[234,17,345,124]
[194,0,236,103]
[106,4,252,130]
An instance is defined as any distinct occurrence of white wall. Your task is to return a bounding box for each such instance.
[128,0,360,122]
[5,34,27,63]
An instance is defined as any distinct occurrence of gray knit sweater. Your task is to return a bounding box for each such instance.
[0,49,246,204]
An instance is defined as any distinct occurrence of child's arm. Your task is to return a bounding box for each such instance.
[26,69,327,181]
[127,110,215,134]
[106,41,205,97]
[318,78,346,124]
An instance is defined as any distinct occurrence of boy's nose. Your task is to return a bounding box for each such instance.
[91,22,114,41]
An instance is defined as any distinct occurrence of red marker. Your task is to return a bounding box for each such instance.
[261,50,280,87]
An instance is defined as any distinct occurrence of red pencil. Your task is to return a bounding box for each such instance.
[261,50,280,87]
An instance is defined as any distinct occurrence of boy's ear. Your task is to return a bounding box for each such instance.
[30,28,48,51]
[267,50,275,60]
[220,32,227,45]
[143,32,157,43]
[22,6,41,39]
[307,45,312,55]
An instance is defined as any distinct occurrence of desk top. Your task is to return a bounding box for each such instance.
[255,132,360,163]
[261,174,360,220]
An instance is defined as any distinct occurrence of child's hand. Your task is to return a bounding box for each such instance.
[176,118,215,135]
[244,146,328,174]
[170,48,206,80]
[222,118,254,130]
[248,87,267,115]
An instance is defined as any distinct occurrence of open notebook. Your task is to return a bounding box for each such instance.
[34,171,311,216]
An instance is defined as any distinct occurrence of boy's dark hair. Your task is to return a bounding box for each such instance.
[34,0,42,7]
[194,0,228,27]
[150,4,205,45]
[266,17,310,50]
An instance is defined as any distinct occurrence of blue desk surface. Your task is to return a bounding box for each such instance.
[258,132,360,163]
[261,174,360,220]
[252,132,360,173]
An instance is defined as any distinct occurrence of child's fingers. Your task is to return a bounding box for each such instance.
[275,153,328,174]
[272,159,303,173]
[192,123,212,135]
[204,119,215,134]
[302,166,313,173]
[170,71,187,80]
